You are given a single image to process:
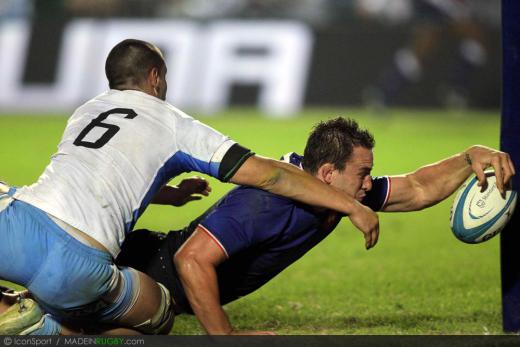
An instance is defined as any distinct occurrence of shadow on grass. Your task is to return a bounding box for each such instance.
[172,308,500,334]
[250,310,500,334]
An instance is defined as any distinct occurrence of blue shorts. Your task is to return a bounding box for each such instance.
[0,191,137,322]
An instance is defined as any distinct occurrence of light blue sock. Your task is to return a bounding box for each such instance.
[28,314,62,335]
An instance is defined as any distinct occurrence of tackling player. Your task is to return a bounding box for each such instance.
[0,40,380,335]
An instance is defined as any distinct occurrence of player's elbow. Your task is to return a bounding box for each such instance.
[249,158,285,191]
[261,167,285,192]
[252,157,285,191]
[174,249,199,277]
[230,155,284,191]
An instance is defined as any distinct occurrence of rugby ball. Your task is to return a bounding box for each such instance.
[450,172,517,243]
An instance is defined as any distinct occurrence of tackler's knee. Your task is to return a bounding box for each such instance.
[133,283,174,334]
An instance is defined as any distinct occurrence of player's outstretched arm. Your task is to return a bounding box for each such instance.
[152,177,211,207]
[174,228,275,335]
[383,145,515,212]
[230,155,379,249]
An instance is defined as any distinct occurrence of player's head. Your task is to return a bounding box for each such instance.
[302,117,375,201]
[105,39,168,100]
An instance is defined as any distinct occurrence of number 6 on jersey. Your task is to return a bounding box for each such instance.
[73,108,137,149]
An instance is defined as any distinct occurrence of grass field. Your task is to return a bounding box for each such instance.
[0,108,505,334]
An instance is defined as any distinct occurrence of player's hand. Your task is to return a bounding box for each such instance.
[174,176,211,206]
[348,202,379,250]
[465,145,516,196]
[178,176,211,196]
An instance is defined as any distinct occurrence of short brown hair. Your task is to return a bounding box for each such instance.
[105,39,165,89]
[302,117,375,174]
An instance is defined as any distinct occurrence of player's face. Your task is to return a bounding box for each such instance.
[331,146,373,202]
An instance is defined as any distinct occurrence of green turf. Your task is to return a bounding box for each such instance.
[0,108,505,334]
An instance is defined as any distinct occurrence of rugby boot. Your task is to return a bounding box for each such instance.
[0,298,44,335]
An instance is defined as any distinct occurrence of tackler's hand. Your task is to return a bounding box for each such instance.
[178,176,211,196]
[348,201,380,250]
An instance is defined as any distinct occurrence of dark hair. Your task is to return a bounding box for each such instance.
[105,39,165,89]
[302,117,375,175]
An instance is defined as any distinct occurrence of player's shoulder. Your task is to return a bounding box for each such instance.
[280,152,304,168]
[84,90,173,114]
[362,175,391,211]
[75,90,180,126]
[218,152,306,211]
[228,185,288,201]
[223,185,295,211]
[371,175,389,185]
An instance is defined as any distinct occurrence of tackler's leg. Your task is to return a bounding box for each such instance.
[98,267,174,335]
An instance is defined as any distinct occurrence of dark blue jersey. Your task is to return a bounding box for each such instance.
[117,152,391,314]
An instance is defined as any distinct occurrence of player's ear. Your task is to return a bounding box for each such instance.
[317,163,335,184]
[146,67,161,96]
[149,67,160,86]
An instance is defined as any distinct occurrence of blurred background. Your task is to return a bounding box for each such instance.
[0,0,508,334]
[0,0,500,116]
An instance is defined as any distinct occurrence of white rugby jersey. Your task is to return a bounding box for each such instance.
[15,90,250,257]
